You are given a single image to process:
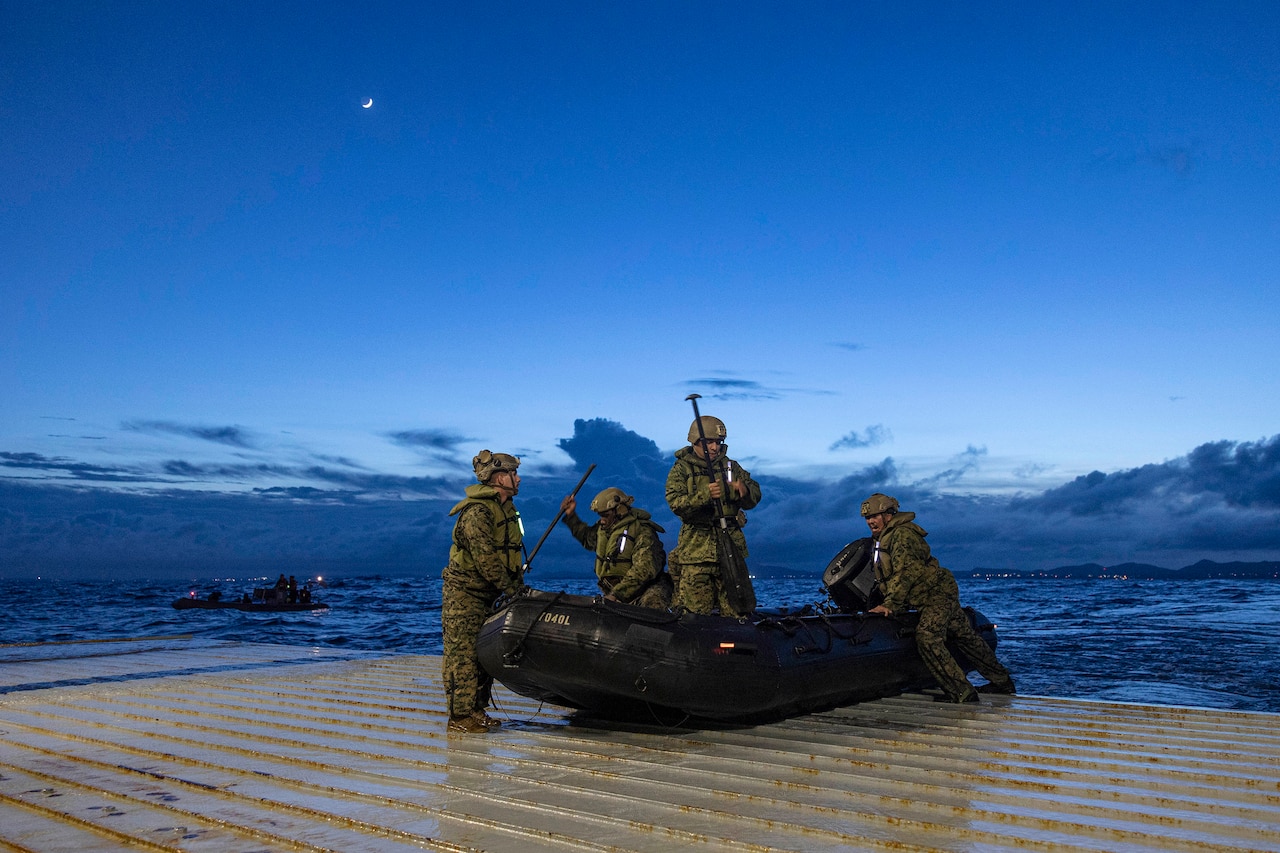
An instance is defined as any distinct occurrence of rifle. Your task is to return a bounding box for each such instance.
[521,463,595,575]
[686,394,756,614]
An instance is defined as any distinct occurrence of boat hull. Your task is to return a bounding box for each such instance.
[172,598,329,612]
[477,590,998,721]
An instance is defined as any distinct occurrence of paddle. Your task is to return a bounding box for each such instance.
[521,463,596,575]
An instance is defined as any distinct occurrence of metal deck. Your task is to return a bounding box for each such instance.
[1,637,1277,852]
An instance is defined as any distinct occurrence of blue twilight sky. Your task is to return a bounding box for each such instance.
[3,2,1279,580]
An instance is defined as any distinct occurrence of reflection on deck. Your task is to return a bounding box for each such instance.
[1,637,1278,851]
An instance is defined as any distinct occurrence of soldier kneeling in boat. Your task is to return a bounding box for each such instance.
[560,487,673,609]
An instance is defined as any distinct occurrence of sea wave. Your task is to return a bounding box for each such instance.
[2,574,1277,713]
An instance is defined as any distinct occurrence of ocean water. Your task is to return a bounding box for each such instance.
[2,574,1277,713]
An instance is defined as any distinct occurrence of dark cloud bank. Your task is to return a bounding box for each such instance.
[4,422,1280,580]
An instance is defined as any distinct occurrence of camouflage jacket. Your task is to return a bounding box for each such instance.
[665,446,760,565]
[442,484,525,599]
[872,512,960,614]
[563,507,666,603]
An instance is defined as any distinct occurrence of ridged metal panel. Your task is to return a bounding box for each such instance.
[1,638,1277,852]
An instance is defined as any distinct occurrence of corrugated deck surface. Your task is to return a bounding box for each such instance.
[1,638,1278,852]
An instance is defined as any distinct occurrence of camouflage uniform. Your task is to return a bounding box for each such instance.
[442,484,525,719]
[873,512,1013,700]
[564,507,671,608]
[665,446,760,616]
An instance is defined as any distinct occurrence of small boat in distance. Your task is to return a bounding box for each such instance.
[172,584,329,613]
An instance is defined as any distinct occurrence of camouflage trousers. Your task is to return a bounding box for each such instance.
[915,598,1012,700]
[632,574,674,610]
[604,573,673,610]
[441,583,495,718]
[673,563,755,618]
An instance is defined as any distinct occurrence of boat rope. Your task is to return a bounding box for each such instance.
[502,591,567,665]
[814,611,873,644]
[754,612,872,654]
[600,596,683,625]
[644,701,691,730]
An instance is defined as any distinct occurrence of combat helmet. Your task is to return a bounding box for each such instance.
[589,487,634,514]
[860,493,899,517]
[687,415,727,444]
[472,449,520,483]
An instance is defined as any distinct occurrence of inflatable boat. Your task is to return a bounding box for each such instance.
[172,597,330,612]
[476,538,999,721]
[172,587,329,613]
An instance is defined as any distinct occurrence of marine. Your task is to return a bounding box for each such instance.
[665,415,760,616]
[560,486,673,608]
[862,493,1016,702]
[441,450,526,734]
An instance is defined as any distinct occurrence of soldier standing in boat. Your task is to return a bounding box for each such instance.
[665,415,761,616]
[559,487,673,609]
[862,493,1016,703]
[441,450,527,734]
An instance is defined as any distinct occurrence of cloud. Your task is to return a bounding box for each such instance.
[5,428,1280,580]
[749,436,1280,574]
[683,373,835,401]
[161,460,296,482]
[0,478,463,578]
[1013,462,1054,480]
[123,420,257,449]
[159,459,459,498]
[917,445,987,487]
[685,377,780,401]
[0,451,148,483]
[386,428,476,469]
[310,454,367,469]
[557,417,668,482]
[1018,435,1280,516]
[830,342,865,352]
[550,419,672,528]
[388,429,471,453]
[830,425,892,450]
[301,466,456,497]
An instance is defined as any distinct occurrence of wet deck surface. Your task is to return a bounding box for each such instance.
[1,637,1278,852]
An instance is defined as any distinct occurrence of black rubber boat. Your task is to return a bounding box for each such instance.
[476,538,999,721]
[172,597,330,612]
[172,587,329,613]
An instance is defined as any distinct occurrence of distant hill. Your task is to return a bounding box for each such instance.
[969,560,1280,579]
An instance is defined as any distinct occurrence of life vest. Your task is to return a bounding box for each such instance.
[872,512,957,609]
[445,484,524,592]
[595,510,666,583]
[669,447,748,523]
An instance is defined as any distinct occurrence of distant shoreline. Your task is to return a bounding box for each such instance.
[965,559,1280,580]
[745,558,1280,581]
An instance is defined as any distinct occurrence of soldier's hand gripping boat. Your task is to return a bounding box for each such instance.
[475,538,999,721]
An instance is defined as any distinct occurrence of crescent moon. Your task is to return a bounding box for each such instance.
[362,98,373,109]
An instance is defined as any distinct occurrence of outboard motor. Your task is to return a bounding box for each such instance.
[822,537,883,613]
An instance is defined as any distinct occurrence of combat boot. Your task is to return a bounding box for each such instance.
[935,686,979,703]
[472,710,502,728]
[447,714,490,734]
[977,679,1016,695]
